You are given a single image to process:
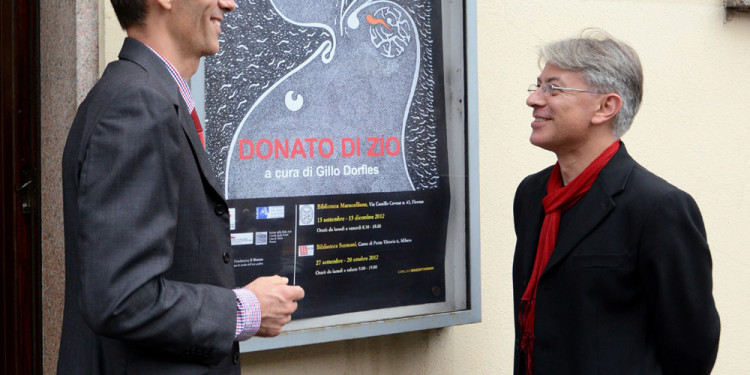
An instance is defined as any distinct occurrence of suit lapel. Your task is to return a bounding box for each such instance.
[543,144,635,274]
[522,177,548,284]
[544,180,615,272]
[119,38,225,199]
[177,106,225,196]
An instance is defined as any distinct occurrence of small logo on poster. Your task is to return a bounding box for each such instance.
[298,204,314,226]
[256,206,284,220]
[298,244,314,257]
[255,232,268,245]
[229,208,236,230]
[230,232,254,246]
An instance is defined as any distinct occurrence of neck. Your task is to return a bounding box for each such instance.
[127,28,199,81]
[556,136,618,185]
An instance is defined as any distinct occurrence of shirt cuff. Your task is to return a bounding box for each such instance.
[233,288,261,341]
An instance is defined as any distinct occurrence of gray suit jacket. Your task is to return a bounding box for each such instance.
[59,38,241,374]
[512,143,720,375]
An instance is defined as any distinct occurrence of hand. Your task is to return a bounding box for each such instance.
[244,275,305,337]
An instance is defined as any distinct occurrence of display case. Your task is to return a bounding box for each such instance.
[191,0,479,352]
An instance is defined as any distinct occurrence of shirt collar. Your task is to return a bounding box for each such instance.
[143,44,196,113]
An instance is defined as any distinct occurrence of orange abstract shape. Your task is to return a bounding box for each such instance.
[366,14,392,31]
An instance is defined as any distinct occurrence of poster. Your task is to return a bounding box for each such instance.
[205,0,451,319]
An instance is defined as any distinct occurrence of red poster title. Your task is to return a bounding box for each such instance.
[238,137,401,160]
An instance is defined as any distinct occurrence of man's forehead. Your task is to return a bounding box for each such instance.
[538,64,583,83]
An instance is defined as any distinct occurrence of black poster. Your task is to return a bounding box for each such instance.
[205,0,450,319]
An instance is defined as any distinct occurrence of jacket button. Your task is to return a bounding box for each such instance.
[233,352,240,365]
[223,252,231,263]
[214,204,226,216]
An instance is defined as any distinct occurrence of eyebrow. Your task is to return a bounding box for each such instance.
[536,76,562,85]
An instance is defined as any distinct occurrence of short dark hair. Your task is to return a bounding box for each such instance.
[110,0,149,30]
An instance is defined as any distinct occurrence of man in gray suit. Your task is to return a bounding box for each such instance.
[58,0,305,373]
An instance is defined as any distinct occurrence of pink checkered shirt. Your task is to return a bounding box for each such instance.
[233,288,262,340]
[144,44,262,340]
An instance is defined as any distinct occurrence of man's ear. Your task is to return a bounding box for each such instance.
[591,93,622,125]
[154,0,173,11]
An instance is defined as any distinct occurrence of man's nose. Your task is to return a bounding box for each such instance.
[526,88,544,108]
[219,0,236,12]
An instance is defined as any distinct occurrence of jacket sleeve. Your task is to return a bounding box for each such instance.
[75,81,236,365]
[637,189,720,375]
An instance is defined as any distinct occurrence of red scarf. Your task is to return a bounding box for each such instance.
[519,140,620,375]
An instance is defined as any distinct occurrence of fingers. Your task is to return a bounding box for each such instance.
[242,275,291,289]
[290,284,305,300]
[244,276,306,337]
[275,275,289,285]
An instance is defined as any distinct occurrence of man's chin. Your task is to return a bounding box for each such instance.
[529,136,556,152]
[529,134,546,148]
[202,44,221,57]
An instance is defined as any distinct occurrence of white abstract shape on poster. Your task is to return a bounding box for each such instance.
[225,0,337,198]
[347,0,419,191]
[285,91,304,111]
[225,0,420,198]
[368,6,411,58]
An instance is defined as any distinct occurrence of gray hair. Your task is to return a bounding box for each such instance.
[539,29,643,138]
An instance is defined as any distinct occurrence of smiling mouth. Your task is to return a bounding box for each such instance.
[211,19,222,29]
[533,117,551,122]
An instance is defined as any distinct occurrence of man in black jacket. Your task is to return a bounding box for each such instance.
[513,29,720,375]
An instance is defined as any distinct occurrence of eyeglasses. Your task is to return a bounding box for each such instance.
[528,83,603,96]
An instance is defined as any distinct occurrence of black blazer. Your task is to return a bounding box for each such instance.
[59,38,241,374]
[512,144,720,375]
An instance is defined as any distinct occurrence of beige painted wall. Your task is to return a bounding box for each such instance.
[98,1,750,373]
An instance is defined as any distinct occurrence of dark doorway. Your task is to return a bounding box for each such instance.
[1,0,42,374]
